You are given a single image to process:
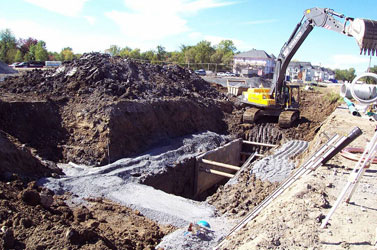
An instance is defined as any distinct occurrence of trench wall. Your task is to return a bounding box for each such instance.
[195,139,242,198]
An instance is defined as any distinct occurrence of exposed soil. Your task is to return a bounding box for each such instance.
[0,53,230,165]
[0,52,343,249]
[221,107,377,249]
[0,179,173,249]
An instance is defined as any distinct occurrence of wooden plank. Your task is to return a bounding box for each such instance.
[201,159,240,171]
[242,140,277,148]
[200,168,234,178]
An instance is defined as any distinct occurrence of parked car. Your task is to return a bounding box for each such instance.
[217,72,226,76]
[28,61,44,68]
[224,72,236,77]
[194,69,206,76]
[14,62,29,68]
[9,62,20,67]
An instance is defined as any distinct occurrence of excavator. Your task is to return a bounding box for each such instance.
[241,7,377,128]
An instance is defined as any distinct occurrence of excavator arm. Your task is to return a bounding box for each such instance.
[270,7,377,105]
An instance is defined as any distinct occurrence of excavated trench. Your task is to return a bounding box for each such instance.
[140,123,284,202]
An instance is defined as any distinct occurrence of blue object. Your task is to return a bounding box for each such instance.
[197,220,210,228]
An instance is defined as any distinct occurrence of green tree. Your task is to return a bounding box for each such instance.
[14,49,23,62]
[194,40,214,64]
[34,41,48,61]
[129,48,141,59]
[156,45,167,61]
[119,47,132,58]
[0,29,17,63]
[141,50,155,61]
[335,68,356,82]
[24,44,36,61]
[60,47,74,61]
[106,45,121,56]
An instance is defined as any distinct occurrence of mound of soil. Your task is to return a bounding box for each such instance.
[0,179,172,249]
[0,61,17,74]
[0,131,60,181]
[0,53,231,165]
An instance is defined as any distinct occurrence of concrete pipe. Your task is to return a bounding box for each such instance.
[340,82,377,100]
[350,73,377,104]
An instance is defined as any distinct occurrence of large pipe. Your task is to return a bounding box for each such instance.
[340,82,377,100]
[350,73,377,104]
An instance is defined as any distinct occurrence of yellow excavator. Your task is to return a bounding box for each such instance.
[241,7,377,128]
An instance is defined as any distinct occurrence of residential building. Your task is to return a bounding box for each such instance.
[233,49,275,77]
[286,61,335,82]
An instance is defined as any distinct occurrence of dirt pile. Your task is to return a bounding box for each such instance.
[0,131,61,181]
[0,53,231,165]
[3,53,221,101]
[0,61,17,74]
[0,179,172,249]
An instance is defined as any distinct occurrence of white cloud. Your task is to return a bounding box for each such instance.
[24,0,89,17]
[242,19,278,25]
[322,54,373,74]
[0,18,123,53]
[105,0,236,40]
[84,16,96,25]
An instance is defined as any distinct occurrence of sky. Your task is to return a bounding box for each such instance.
[1,0,376,73]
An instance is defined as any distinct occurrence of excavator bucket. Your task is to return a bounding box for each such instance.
[347,18,377,56]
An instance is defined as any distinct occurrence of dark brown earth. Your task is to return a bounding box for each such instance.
[0,54,339,249]
[0,53,230,166]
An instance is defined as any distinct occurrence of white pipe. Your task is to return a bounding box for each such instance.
[350,73,377,104]
[340,82,377,100]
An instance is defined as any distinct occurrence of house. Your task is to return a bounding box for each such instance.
[286,61,335,82]
[286,61,314,81]
[233,49,275,77]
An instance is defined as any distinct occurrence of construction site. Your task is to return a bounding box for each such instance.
[1,5,377,249]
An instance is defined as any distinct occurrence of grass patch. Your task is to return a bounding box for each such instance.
[325,92,342,104]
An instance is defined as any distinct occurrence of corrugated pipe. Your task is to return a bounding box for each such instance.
[340,82,377,100]
[343,97,359,116]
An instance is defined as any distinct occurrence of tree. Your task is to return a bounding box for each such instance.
[60,47,74,61]
[156,45,167,61]
[0,29,17,63]
[105,45,121,56]
[34,41,48,61]
[194,40,214,64]
[217,40,237,54]
[18,37,38,55]
[119,47,132,58]
[24,44,36,61]
[14,49,23,62]
[335,68,356,82]
[140,50,155,61]
[129,48,141,59]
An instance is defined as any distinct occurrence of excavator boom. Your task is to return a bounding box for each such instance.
[241,7,377,128]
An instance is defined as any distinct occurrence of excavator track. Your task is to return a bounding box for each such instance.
[278,110,299,128]
[243,107,262,123]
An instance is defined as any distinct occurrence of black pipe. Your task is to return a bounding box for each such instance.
[322,126,362,164]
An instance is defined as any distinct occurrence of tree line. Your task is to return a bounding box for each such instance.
[0,28,237,71]
[335,66,377,82]
[0,29,80,64]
